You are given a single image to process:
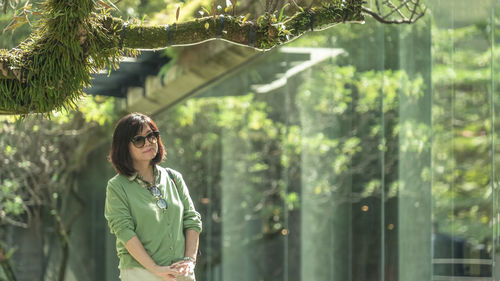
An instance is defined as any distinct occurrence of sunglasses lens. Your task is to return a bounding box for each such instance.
[132,137,146,148]
[150,187,161,197]
[147,132,159,144]
[156,198,168,209]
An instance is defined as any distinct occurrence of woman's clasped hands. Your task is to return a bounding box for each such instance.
[151,260,195,281]
[151,264,182,281]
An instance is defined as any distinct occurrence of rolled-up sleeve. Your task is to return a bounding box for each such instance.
[104,181,136,244]
[175,172,202,233]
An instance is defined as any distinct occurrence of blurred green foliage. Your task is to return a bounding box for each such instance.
[0,95,119,227]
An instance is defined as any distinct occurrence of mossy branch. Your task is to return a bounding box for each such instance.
[115,2,364,51]
[0,0,365,115]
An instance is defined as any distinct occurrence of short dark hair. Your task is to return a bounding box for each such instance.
[109,113,165,176]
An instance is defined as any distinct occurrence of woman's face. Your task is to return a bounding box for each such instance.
[129,125,159,165]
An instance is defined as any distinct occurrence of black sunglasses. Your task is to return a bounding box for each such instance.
[131,131,160,148]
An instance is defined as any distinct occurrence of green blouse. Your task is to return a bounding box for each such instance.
[104,165,202,269]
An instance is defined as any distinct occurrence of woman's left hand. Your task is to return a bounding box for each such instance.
[170,260,195,276]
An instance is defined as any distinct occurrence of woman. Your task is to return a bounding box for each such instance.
[105,113,202,281]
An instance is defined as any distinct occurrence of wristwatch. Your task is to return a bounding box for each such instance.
[182,256,196,263]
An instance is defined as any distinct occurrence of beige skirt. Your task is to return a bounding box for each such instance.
[120,267,195,281]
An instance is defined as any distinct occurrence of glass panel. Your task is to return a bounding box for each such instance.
[431,1,495,280]
[398,17,433,281]
[152,2,499,281]
[494,1,500,280]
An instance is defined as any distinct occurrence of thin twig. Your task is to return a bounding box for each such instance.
[2,0,8,14]
[290,0,301,11]
[1,216,28,228]
[411,6,426,23]
[409,0,422,21]
[383,0,408,21]
[375,0,382,15]
[362,5,424,24]
[403,0,413,13]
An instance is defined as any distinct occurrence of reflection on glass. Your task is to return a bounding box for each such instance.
[430,1,497,280]
[154,1,499,280]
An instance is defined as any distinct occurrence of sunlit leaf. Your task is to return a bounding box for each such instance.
[201,7,210,16]
[97,0,113,10]
[279,3,290,22]
[242,13,250,24]
[2,17,27,33]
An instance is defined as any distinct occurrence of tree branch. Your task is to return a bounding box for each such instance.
[0,0,364,80]
[361,5,424,24]
[383,0,409,21]
[0,0,430,114]
[112,3,364,51]
[362,0,426,24]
